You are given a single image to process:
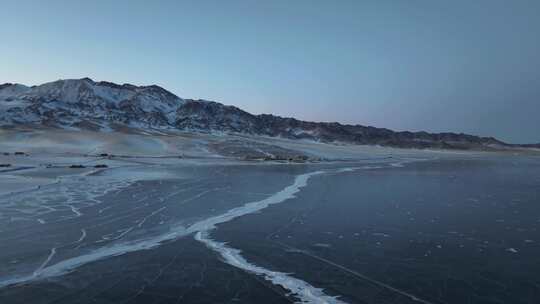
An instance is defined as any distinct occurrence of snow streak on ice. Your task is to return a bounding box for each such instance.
[196,231,347,304]
[192,171,350,303]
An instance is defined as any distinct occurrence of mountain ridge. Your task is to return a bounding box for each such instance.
[0,78,531,150]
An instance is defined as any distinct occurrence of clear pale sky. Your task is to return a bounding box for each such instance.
[1,1,539,143]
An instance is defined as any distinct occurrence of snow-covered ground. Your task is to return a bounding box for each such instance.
[0,128,482,195]
[1,128,484,159]
[1,128,498,203]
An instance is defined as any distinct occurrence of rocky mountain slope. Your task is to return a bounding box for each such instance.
[0,78,520,150]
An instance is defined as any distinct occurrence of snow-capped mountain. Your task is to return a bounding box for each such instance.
[0,78,184,130]
[0,78,510,149]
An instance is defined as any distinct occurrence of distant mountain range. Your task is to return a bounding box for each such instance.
[0,78,536,150]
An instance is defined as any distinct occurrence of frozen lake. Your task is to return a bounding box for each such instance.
[0,155,539,303]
